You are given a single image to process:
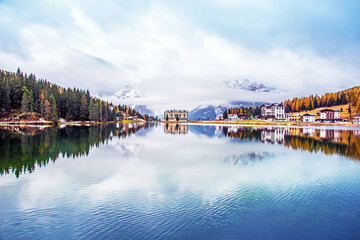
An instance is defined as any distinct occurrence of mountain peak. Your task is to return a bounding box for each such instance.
[114,85,143,99]
[220,79,272,92]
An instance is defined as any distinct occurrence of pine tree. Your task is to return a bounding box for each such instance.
[49,94,58,122]
[21,87,29,113]
[88,99,97,121]
[0,77,10,114]
[44,99,51,120]
[80,94,89,121]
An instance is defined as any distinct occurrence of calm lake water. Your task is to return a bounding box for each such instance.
[1,123,360,239]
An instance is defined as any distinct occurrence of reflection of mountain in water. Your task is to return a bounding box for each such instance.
[0,123,153,178]
[224,152,274,165]
[111,142,143,158]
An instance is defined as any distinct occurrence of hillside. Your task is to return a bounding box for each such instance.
[295,104,359,119]
[0,68,154,122]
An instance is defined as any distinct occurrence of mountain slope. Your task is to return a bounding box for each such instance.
[220,79,273,92]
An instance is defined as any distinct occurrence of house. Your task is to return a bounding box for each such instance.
[261,103,285,120]
[164,110,188,121]
[289,113,302,122]
[353,114,360,124]
[302,113,315,122]
[228,114,238,121]
[238,114,246,120]
[215,115,223,120]
[319,109,341,121]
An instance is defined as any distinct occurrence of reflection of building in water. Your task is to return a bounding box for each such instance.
[320,129,341,141]
[228,126,240,133]
[288,127,301,136]
[164,123,188,134]
[261,128,286,143]
[302,128,315,136]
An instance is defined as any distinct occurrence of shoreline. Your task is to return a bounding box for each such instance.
[164,120,360,128]
[0,119,150,127]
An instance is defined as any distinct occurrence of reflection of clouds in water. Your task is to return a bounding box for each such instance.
[110,140,143,158]
[3,125,359,210]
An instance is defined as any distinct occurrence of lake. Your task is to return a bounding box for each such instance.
[1,123,360,239]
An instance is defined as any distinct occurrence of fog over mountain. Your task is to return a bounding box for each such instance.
[1,1,359,113]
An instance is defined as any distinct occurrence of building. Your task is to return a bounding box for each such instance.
[302,113,315,122]
[353,114,360,124]
[164,110,188,121]
[215,115,223,120]
[319,109,341,121]
[261,103,285,120]
[288,113,302,122]
[228,114,239,121]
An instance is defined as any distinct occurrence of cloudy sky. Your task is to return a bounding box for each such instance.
[0,0,359,112]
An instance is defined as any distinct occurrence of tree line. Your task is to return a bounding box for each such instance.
[0,123,153,178]
[223,106,262,119]
[284,86,360,113]
[0,68,154,121]
[222,86,360,118]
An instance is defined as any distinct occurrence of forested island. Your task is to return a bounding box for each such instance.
[0,68,154,123]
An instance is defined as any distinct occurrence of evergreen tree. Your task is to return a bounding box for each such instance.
[80,94,89,121]
[0,77,10,114]
[44,99,51,120]
[21,87,29,113]
[88,100,97,121]
[49,94,58,122]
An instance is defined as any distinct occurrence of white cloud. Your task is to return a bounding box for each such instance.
[0,0,359,112]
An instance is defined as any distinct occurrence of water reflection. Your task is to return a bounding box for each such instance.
[164,123,188,134]
[1,124,360,178]
[189,125,360,160]
[0,123,153,177]
[1,124,360,239]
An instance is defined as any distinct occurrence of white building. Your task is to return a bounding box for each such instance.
[261,103,286,120]
[228,114,239,121]
[353,114,360,124]
[215,115,224,120]
[302,113,315,122]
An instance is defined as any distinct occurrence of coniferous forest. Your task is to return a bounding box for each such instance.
[0,68,153,122]
[223,86,360,118]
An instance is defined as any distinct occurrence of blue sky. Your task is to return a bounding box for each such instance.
[0,0,359,111]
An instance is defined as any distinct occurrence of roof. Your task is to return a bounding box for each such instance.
[353,114,360,118]
[165,109,188,113]
[320,108,340,112]
[290,113,302,116]
[261,103,284,108]
[303,113,315,116]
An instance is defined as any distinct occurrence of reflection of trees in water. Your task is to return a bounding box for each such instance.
[222,126,360,160]
[0,123,152,178]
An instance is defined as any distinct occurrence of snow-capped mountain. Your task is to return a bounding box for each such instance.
[220,79,272,92]
[114,85,143,99]
[189,101,268,120]
[189,105,227,120]
[133,105,154,116]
